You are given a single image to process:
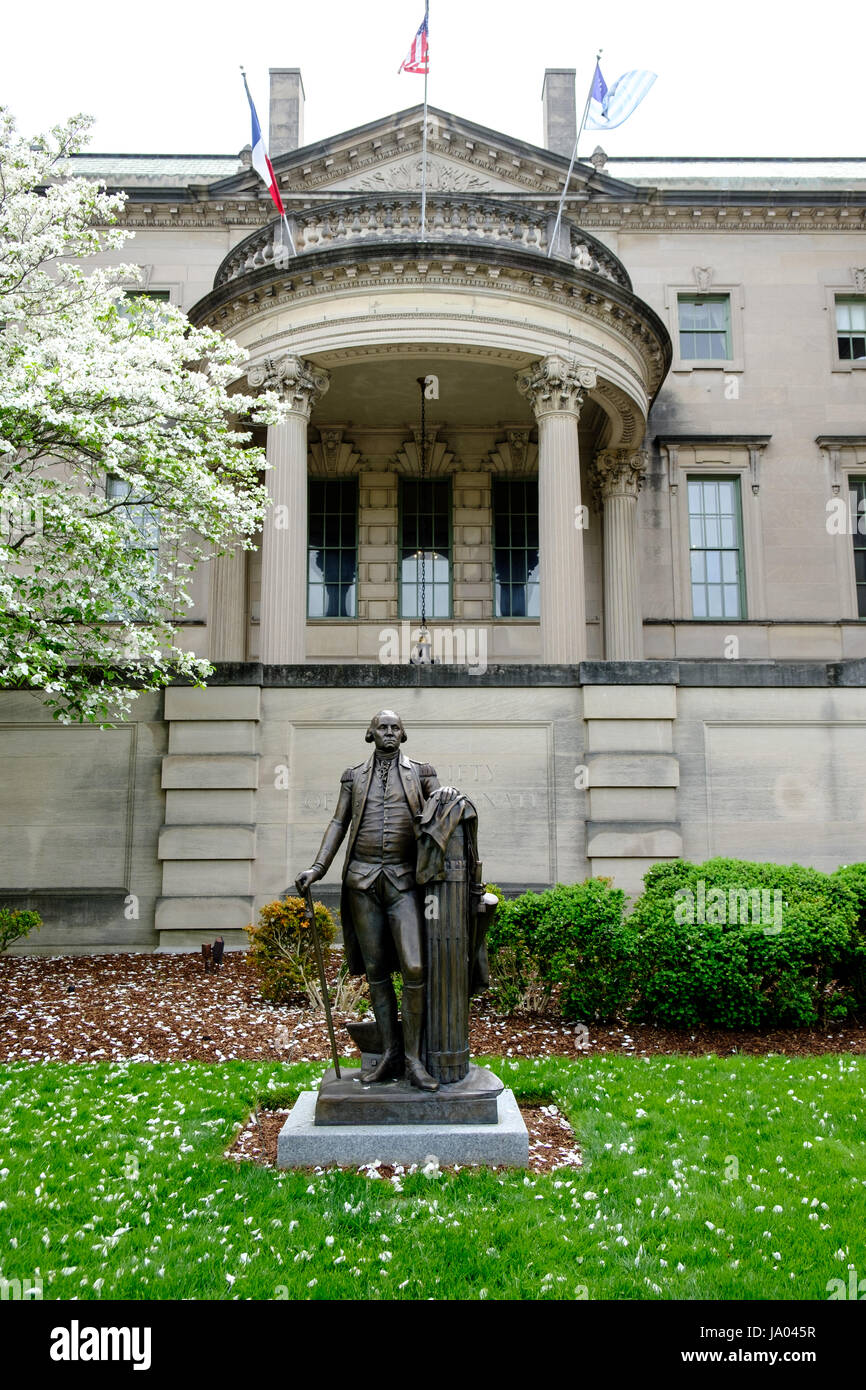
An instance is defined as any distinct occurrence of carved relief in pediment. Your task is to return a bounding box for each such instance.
[355,156,496,193]
[324,153,521,195]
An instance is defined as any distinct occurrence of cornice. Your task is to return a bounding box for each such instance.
[110,200,866,236]
[190,243,670,398]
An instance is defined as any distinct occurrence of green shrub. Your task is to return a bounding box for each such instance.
[0,907,41,953]
[626,858,859,1028]
[245,896,336,1004]
[830,863,866,1007]
[485,879,630,1020]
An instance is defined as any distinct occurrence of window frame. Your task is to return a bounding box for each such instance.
[664,283,745,373]
[677,294,732,365]
[104,474,161,620]
[306,476,359,621]
[832,293,866,370]
[491,476,540,620]
[658,438,769,622]
[818,438,866,618]
[849,476,866,619]
[685,474,747,621]
[398,476,453,621]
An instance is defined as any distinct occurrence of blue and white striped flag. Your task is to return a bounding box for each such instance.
[585,62,656,130]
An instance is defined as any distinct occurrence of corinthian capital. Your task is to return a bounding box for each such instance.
[247,354,330,418]
[592,448,648,502]
[516,355,597,420]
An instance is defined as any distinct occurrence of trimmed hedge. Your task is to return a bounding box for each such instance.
[485,879,630,1021]
[831,863,866,1006]
[624,858,859,1028]
[483,859,866,1029]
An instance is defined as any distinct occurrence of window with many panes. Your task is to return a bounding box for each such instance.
[836,297,866,362]
[307,479,357,618]
[493,479,539,618]
[677,295,732,361]
[687,476,745,618]
[105,475,161,617]
[400,479,450,618]
[850,478,866,617]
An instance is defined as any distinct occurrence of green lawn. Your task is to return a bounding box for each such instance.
[0,1055,863,1301]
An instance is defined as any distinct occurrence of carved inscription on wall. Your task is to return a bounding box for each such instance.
[289,724,552,882]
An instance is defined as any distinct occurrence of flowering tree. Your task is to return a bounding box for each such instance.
[0,110,282,723]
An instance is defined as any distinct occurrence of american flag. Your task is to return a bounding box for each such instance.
[398,10,429,75]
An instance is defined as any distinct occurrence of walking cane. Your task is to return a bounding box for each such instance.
[296,879,341,1079]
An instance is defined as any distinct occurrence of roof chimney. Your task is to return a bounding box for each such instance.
[541,69,576,158]
[269,68,305,158]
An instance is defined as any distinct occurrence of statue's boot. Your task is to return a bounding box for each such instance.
[360,979,404,1084]
[401,983,439,1092]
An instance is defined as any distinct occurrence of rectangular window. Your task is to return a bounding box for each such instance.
[400,479,450,618]
[120,289,172,320]
[836,297,866,362]
[307,479,357,618]
[678,294,731,361]
[106,475,160,617]
[687,476,745,619]
[850,478,866,618]
[493,479,539,618]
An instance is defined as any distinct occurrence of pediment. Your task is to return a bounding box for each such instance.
[260,105,598,199]
[209,104,647,209]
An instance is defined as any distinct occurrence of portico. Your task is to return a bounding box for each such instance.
[192,202,669,668]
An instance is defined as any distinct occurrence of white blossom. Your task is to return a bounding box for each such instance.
[0,110,285,723]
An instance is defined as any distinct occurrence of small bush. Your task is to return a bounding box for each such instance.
[626,858,859,1028]
[486,879,630,1021]
[246,897,336,1004]
[0,907,41,953]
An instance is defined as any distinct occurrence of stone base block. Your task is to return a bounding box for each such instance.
[314,1064,504,1126]
[277,1087,528,1168]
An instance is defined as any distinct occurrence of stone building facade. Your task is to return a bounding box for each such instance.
[3,69,866,950]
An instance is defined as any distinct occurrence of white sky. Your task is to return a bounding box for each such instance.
[2,0,863,159]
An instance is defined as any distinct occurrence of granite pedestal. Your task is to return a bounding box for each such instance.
[276,1068,529,1168]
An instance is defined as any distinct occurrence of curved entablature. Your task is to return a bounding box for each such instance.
[192,234,671,430]
[212,197,632,293]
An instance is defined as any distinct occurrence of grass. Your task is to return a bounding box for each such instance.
[0,1054,864,1301]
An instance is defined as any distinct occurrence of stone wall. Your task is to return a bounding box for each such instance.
[3,663,866,952]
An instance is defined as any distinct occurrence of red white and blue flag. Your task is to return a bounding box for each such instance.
[241,71,286,215]
[398,9,429,75]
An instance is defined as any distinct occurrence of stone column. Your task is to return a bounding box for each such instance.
[208,543,247,662]
[594,449,647,661]
[249,356,329,665]
[516,355,596,664]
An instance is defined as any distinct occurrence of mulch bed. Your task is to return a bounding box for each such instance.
[0,950,864,1064]
[226,1101,582,1175]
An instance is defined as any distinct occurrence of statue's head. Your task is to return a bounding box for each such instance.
[365,709,407,750]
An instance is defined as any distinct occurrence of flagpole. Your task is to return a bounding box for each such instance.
[547,49,601,260]
[241,65,296,259]
[280,212,297,259]
[420,0,430,241]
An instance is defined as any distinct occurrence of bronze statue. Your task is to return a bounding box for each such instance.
[296,710,462,1092]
